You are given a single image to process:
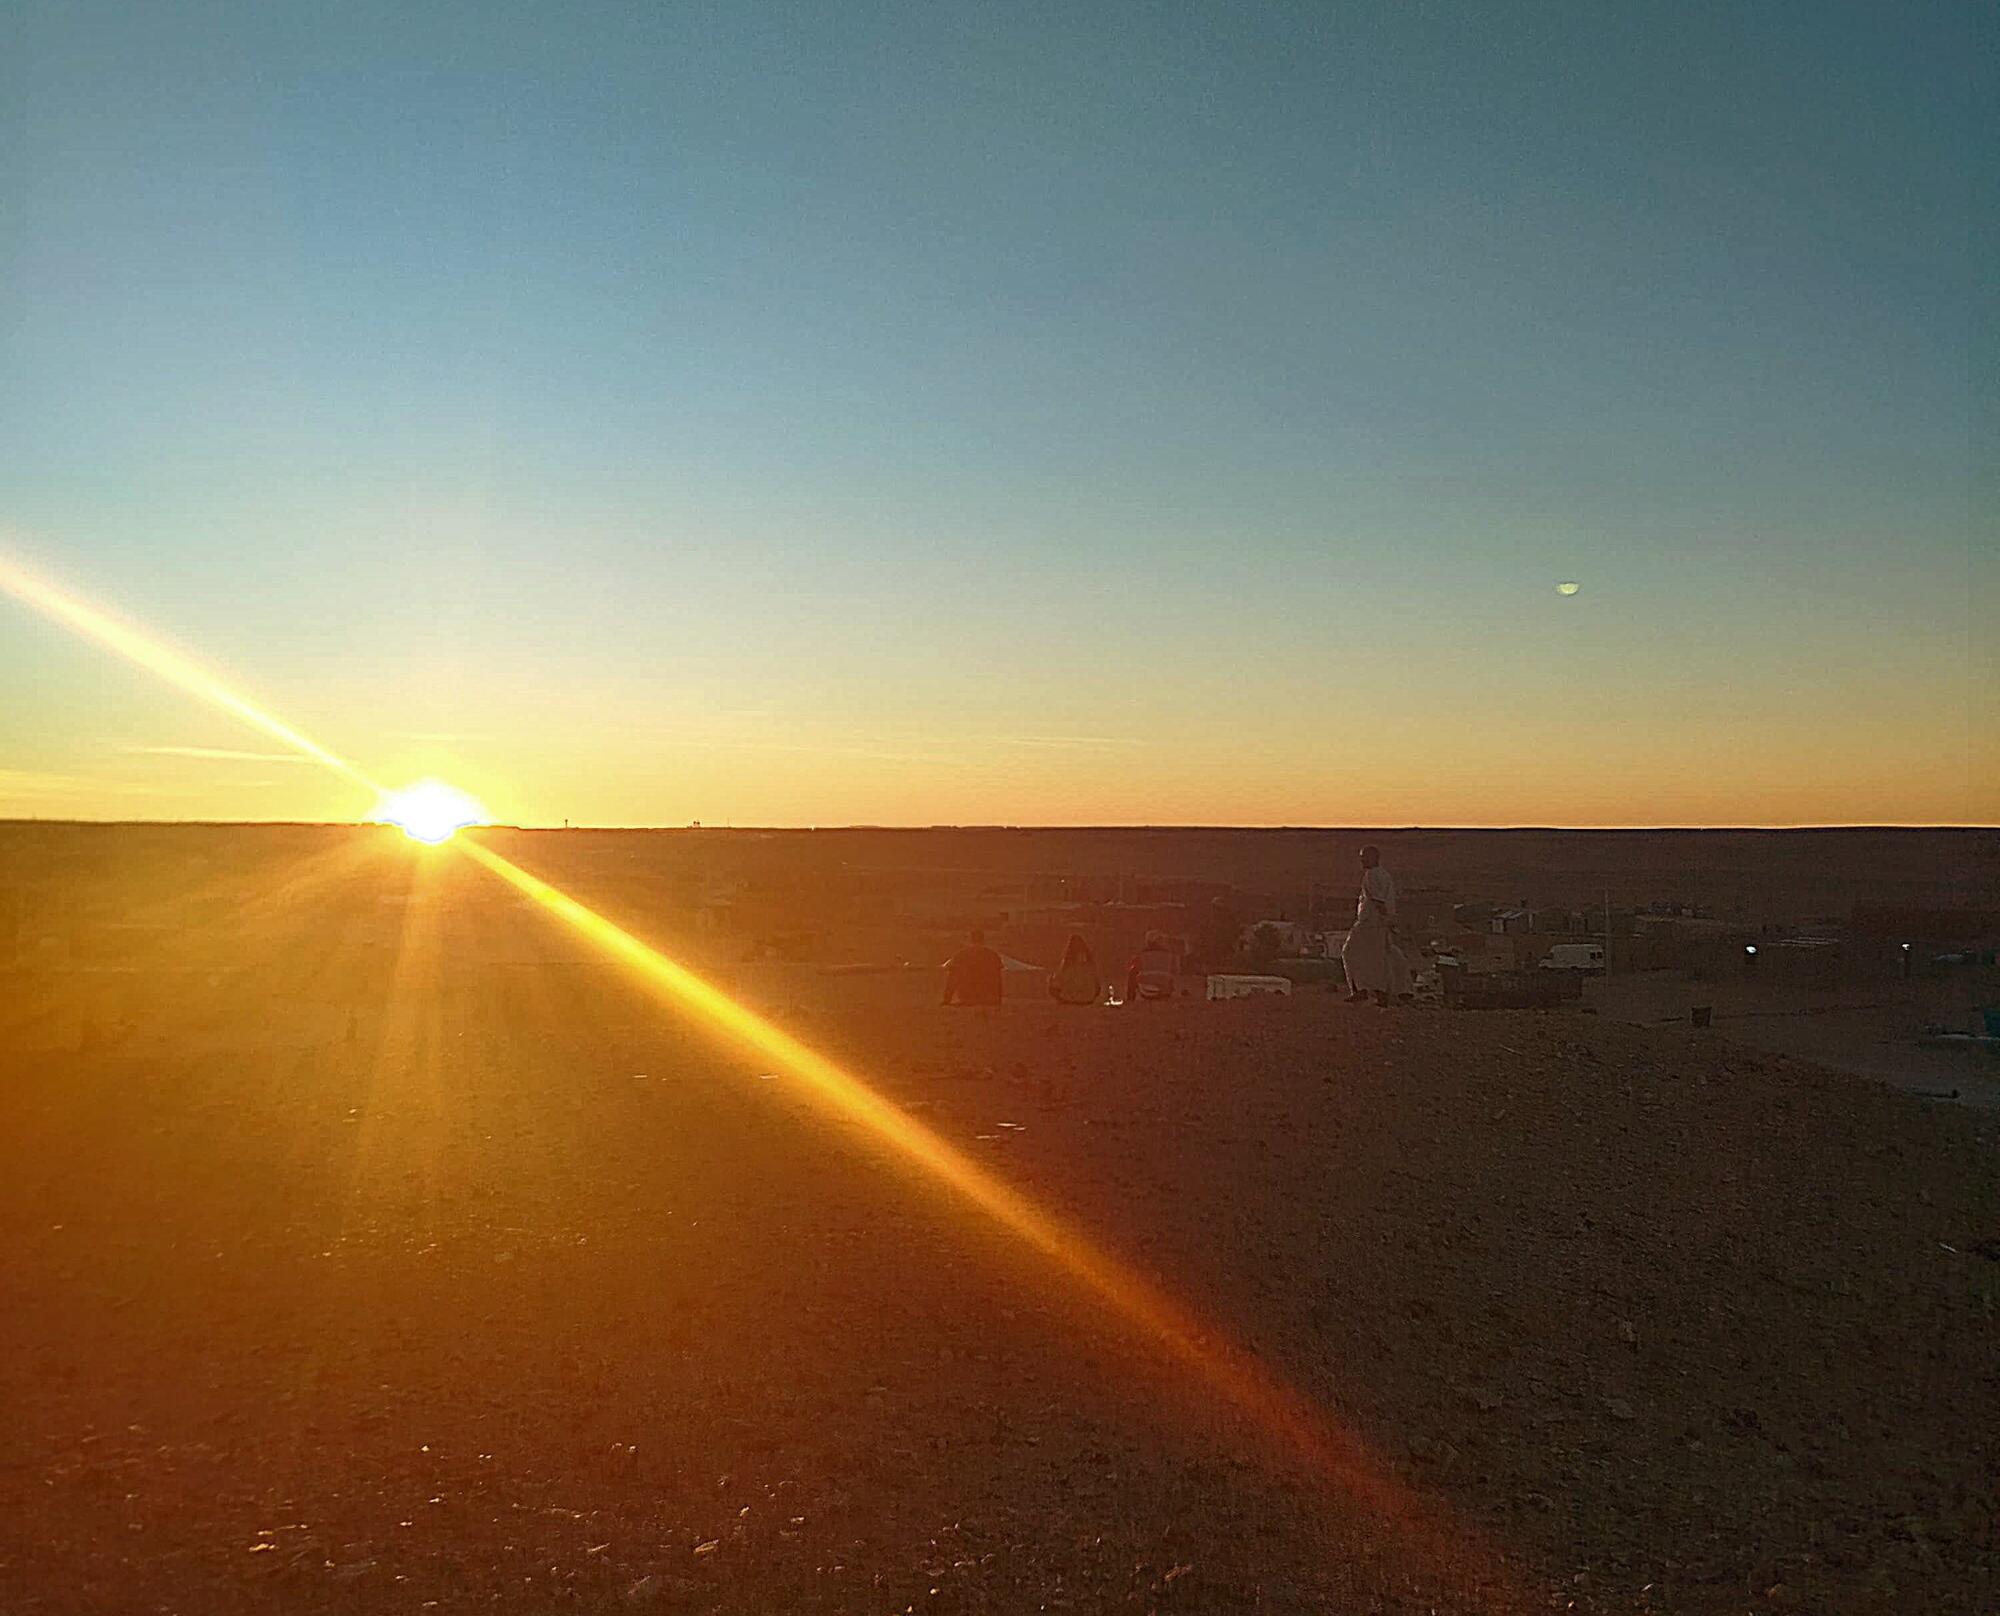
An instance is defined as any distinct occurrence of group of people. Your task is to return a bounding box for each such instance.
[938,928,1180,1007]
[941,844,1412,1008]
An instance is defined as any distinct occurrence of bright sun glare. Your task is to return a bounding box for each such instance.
[373,779,489,843]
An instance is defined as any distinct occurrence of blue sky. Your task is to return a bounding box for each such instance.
[0,1,1988,825]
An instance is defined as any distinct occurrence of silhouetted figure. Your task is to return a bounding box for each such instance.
[1341,844,1409,1007]
[1049,933,1101,1005]
[941,929,1004,1007]
[1193,896,1240,974]
[1124,931,1178,1003]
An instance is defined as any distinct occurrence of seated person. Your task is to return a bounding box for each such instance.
[1048,933,1101,1005]
[1124,931,1179,1002]
[941,929,1004,1007]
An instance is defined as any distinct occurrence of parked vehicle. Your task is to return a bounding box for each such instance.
[1539,943,1606,973]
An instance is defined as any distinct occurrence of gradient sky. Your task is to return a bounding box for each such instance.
[2,1,1989,826]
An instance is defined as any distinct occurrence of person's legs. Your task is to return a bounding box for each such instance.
[1345,920,1386,1003]
[1387,940,1412,1001]
[1341,930,1368,1001]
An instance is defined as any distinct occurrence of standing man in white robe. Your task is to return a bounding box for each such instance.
[1341,844,1408,1006]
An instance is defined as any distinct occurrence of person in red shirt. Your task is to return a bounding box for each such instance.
[941,930,1004,1007]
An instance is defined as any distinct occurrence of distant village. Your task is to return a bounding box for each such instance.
[6,826,1996,1062]
[944,875,1999,1010]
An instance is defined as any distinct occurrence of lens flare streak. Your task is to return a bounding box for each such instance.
[0,555,379,794]
[456,835,1428,1521]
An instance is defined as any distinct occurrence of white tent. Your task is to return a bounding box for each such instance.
[998,953,1051,1001]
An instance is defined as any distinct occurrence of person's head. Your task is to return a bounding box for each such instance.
[1359,844,1381,869]
[969,929,985,946]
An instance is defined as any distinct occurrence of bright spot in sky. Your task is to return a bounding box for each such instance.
[373,779,488,843]
[1556,581,1581,596]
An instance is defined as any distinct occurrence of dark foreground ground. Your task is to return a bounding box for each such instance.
[2,860,1996,1612]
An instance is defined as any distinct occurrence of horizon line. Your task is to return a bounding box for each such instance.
[1,817,1993,834]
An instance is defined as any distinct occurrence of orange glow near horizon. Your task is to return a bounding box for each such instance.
[2,553,1988,828]
[1,553,1508,1599]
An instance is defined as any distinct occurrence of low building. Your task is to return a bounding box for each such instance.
[1241,919,1314,956]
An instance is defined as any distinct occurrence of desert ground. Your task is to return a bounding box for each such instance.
[2,825,1996,1613]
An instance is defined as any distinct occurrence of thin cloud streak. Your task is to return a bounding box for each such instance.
[0,769,88,794]
[125,744,315,764]
[679,738,967,767]
[653,730,1150,770]
[984,734,1152,750]
[0,769,201,799]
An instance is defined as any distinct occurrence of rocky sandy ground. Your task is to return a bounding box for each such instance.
[2,972,1995,1614]
[1588,975,2000,1112]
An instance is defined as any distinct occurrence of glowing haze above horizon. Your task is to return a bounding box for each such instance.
[2,2,1990,828]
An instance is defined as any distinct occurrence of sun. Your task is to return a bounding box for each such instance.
[372,779,489,843]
